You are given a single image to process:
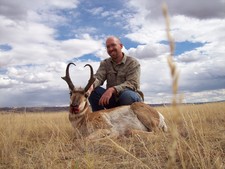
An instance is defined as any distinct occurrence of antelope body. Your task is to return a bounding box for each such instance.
[62,63,167,139]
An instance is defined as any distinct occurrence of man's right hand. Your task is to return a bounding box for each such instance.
[99,87,116,106]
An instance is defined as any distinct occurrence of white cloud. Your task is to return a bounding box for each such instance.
[0,76,21,88]
[88,7,104,15]
[0,17,55,44]
[0,24,102,66]
[0,0,79,24]
[127,0,225,19]
[128,43,168,59]
[60,35,102,58]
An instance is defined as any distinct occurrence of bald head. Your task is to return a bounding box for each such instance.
[106,36,121,45]
[105,36,123,63]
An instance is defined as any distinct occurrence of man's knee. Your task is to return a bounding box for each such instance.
[119,90,142,105]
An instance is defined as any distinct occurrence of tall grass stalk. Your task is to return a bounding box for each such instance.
[162,3,180,169]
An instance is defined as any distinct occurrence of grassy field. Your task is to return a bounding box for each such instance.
[0,102,224,169]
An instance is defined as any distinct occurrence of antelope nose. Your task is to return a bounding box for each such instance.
[71,104,78,108]
[70,104,80,114]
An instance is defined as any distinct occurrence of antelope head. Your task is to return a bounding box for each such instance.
[62,63,95,114]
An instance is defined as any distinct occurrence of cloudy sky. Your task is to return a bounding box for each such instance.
[0,0,225,107]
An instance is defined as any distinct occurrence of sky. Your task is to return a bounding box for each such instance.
[0,0,225,107]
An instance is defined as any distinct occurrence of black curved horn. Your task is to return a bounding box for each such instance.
[84,64,96,92]
[61,62,75,91]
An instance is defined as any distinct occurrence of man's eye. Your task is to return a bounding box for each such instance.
[106,44,116,49]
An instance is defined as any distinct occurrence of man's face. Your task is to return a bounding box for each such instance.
[106,38,123,60]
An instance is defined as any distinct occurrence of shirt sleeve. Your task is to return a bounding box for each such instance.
[93,61,106,88]
[114,60,140,94]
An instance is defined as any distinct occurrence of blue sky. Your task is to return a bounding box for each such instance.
[0,0,225,107]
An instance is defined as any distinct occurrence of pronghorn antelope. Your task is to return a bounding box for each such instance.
[62,63,167,139]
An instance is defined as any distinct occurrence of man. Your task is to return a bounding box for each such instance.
[88,36,143,111]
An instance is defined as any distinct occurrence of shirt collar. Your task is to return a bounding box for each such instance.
[121,53,127,64]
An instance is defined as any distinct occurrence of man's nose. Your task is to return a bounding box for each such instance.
[108,46,114,52]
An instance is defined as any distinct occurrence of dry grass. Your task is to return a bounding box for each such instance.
[0,102,224,169]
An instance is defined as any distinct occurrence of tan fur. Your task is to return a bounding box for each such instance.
[68,90,168,139]
[131,102,160,132]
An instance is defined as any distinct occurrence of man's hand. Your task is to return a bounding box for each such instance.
[99,87,116,106]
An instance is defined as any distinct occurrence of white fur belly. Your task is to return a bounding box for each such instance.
[102,106,148,134]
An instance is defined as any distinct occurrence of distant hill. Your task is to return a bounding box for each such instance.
[0,106,69,113]
[0,100,224,113]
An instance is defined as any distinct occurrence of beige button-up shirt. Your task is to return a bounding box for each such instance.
[93,54,142,97]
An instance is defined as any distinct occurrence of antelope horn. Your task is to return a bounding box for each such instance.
[61,62,75,91]
[84,64,96,92]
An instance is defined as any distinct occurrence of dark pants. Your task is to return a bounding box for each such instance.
[88,87,142,112]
